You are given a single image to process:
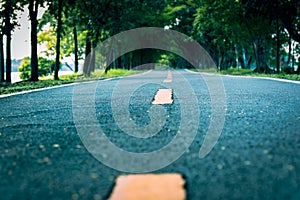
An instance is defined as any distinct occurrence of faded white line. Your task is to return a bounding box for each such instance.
[185,69,300,84]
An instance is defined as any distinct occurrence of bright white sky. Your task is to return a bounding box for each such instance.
[4,7,46,60]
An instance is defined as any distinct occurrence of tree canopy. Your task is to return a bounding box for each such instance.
[0,0,299,81]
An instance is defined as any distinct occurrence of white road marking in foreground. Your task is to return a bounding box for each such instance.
[152,89,173,104]
[108,174,185,200]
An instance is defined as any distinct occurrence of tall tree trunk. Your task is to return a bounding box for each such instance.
[253,38,266,73]
[6,31,12,83]
[252,42,258,72]
[287,35,292,65]
[105,38,115,74]
[234,43,239,69]
[0,34,4,82]
[296,58,300,74]
[54,0,63,80]
[29,0,39,81]
[128,52,133,70]
[73,26,79,73]
[140,49,143,66]
[4,1,12,83]
[276,16,280,73]
[246,56,253,69]
[83,33,91,76]
[89,34,99,75]
[87,46,95,76]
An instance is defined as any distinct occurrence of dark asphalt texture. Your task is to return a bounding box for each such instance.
[0,70,300,200]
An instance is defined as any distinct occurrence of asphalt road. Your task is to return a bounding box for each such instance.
[0,70,300,200]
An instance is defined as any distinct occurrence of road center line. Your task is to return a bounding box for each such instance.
[152,89,173,105]
[108,174,186,200]
[163,70,172,83]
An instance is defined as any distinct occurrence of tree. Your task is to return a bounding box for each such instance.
[102,0,171,73]
[38,1,87,74]
[192,0,293,73]
[0,8,4,82]
[0,0,22,82]
[28,0,43,81]
[242,0,300,43]
[164,0,198,34]
[54,0,62,80]
[242,0,300,73]
[78,0,112,76]
[0,31,4,82]
[193,0,249,70]
[19,56,55,80]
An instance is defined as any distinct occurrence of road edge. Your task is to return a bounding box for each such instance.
[185,69,300,84]
[0,70,153,99]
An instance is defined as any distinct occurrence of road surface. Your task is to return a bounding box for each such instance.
[0,70,299,199]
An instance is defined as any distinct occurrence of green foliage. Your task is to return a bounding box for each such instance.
[192,0,299,73]
[219,68,300,81]
[97,69,138,78]
[158,54,172,67]
[19,57,56,80]
[0,69,143,95]
[220,68,253,75]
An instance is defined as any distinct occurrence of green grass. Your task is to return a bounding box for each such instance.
[95,69,139,78]
[220,68,253,75]
[189,67,219,73]
[189,67,300,81]
[253,73,300,81]
[2,68,299,95]
[0,69,143,95]
[0,80,69,95]
[220,68,300,81]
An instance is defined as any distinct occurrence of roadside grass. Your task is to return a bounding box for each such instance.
[2,68,299,95]
[95,69,138,78]
[190,67,300,81]
[220,68,253,75]
[220,68,300,81]
[0,69,142,95]
[189,67,218,73]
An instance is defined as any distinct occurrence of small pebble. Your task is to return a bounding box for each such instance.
[94,194,101,200]
[244,161,251,166]
[90,173,98,179]
[263,149,269,154]
[285,164,295,171]
[79,188,85,195]
[43,157,50,163]
[217,164,223,170]
[53,144,60,148]
[71,193,79,200]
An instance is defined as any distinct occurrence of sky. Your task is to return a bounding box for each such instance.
[4,8,46,60]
